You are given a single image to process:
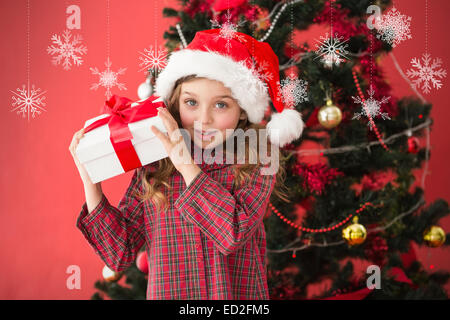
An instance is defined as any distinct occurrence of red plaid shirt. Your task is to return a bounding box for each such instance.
[77,143,277,299]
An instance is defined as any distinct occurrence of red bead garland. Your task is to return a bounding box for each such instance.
[283,45,391,152]
[352,68,390,152]
[269,201,377,233]
[288,48,390,153]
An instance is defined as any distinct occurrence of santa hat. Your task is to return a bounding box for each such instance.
[155,28,304,147]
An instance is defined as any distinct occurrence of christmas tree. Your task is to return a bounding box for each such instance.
[91,0,449,300]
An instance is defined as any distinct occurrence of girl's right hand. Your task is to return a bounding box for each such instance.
[69,128,98,186]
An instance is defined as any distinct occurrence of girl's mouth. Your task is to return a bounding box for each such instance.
[194,129,217,141]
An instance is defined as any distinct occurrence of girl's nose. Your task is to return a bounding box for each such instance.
[199,108,213,124]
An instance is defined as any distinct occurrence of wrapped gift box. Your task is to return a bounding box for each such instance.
[76,95,169,184]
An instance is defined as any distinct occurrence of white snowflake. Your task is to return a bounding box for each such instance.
[406,53,447,94]
[138,44,168,74]
[47,29,88,70]
[374,7,412,48]
[210,9,246,52]
[280,76,308,107]
[247,58,273,83]
[315,33,349,68]
[229,59,267,99]
[352,85,391,130]
[90,57,127,99]
[10,83,47,121]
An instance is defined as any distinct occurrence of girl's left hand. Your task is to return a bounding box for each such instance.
[151,107,194,172]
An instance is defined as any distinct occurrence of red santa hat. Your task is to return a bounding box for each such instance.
[155,28,304,147]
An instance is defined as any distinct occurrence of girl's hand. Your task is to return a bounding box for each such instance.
[69,128,98,186]
[151,107,194,173]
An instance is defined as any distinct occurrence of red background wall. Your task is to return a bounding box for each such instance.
[0,0,448,299]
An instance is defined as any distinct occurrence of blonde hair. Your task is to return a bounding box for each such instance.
[133,75,291,211]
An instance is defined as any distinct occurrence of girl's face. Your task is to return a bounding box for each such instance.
[178,78,247,149]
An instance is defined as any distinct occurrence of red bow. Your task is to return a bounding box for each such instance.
[84,95,165,172]
[85,94,163,142]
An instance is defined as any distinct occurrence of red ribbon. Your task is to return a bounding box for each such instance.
[84,94,165,172]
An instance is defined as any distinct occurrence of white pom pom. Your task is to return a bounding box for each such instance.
[266,108,304,147]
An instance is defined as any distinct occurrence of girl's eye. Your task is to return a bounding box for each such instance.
[215,101,227,109]
[184,99,227,109]
[185,99,197,107]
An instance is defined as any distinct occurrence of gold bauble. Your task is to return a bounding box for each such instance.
[342,216,367,246]
[318,99,342,129]
[423,226,446,247]
[102,265,122,282]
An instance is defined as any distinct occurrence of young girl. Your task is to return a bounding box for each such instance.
[69,29,304,300]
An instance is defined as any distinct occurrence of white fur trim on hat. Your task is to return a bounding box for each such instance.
[155,49,269,124]
[266,108,305,148]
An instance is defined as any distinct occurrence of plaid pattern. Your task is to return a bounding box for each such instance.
[77,143,276,300]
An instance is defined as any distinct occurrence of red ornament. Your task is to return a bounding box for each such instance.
[213,0,248,12]
[364,233,388,267]
[360,171,391,191]
[294,163,344,195]
[407,136,420,153]
[185,0,215,17]
[136,251,149,274]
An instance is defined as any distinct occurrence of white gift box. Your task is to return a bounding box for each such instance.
[75,96,169,184]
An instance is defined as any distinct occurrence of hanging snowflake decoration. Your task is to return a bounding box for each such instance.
[374,7,412,48]
[406,53,447,94]
[315,33,349,68]
[280,76,309,107]
[229,59,268,100]
[138,44,168,74]
[47,29,88,70]
[352,85,391,130]
[10,83,47,121]
[210,9,246,52]
[248,58,274,83]
[90,57,127,99]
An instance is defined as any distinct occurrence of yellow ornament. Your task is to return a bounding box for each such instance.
[342,216,367,246]
[318,99,342,129]
[423,226,446,247]
[102,265,122,282]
